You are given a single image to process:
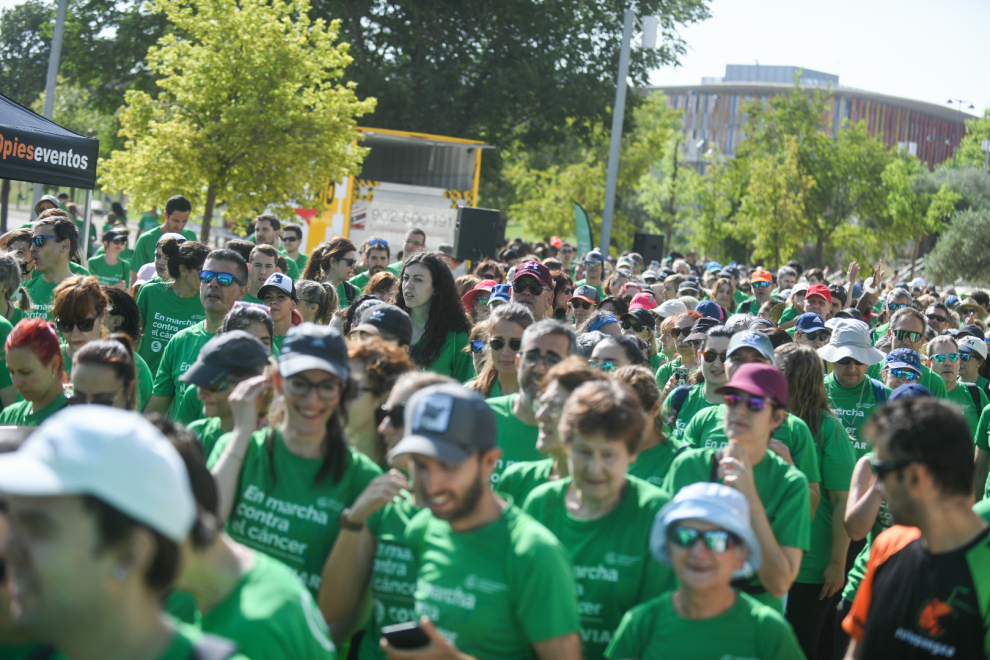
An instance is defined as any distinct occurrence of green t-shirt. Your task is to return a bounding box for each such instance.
[866,361,948,399]
[131,226,198,272]
[872,322,889,345]
[0,316,13,390]
[797,414,856,585]
[242,292,264,305]
[359,493,421,660]
[735,296,761,315]
[188,416,227,459]
[139,211,160,232]
[487,394,542,484]
[661,447,811,612]
[495,457,555,506]
[157,624,251,660]
[604,591,805,660]
[944,380,990,438]
[207,427,382,598]
[779,305,799,324]
[136,281,206,375]
[412,330,475,383]
[522,476,675,660]
[680,405,821,487]
[654,355,690,388]
[86,255,130,288]
[663,383,717,444]
[627,440,686,489]
[24,275,60,321]
[733,289,748,306]
[823,373,890,459]
[174,382,206,426]
[575,280,606,300]
[294,252,309,275]
[335,281,352,309]
[403,504,580,660]
[348,270,371,292]
[0,393,68,426]
[151,320,214,418]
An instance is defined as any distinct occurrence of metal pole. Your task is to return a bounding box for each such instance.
[31,0,70,214]
[81,189,92,267]
[954,101,960,169]
[599,8,634,256]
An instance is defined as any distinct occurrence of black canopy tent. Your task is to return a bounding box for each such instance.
[0,92,100,261]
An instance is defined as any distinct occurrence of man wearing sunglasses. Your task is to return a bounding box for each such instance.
[282,224,308,274]
[487,320,576,483]
[510,261,553,320]
[130,194,197,286]
[926,335,989,438]
[348,236,391,291]
[794,312,830,350]
[871,288,911,344]
[867,307,947,399]
[146,249,249,419]
[575,250,606,300]
[735,269,774,316]
[567,284,600,327]
[925,302,949,334]
[25,211,83,321]
[843,399,990,660]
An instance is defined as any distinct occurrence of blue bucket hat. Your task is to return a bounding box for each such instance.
[884,348,922,376]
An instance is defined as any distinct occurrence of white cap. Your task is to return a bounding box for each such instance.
[959,335,988,361]
[655,299,688,318]
[135,262,157,286]
[792,281,810,295]
[910,277,926,288]
[0,407,195,542]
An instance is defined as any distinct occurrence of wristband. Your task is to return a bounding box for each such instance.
[339,508,364,532]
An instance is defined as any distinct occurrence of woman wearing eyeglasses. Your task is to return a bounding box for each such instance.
[211,323,383,611]
[303,236,358,308]
[654,310,703,390]
[775,344,855,659]
[664,326,733,445]
[605,482,804,660]
[86,228,131,289]
[70,335,138,410]
[467,303,534,399]
[345,338,414,466]
[134,238,208,376]
[621,308,661,368]
[662,363,811,614]
[0,318,68,425]
[522,380,675,660]
[396,251,474,382]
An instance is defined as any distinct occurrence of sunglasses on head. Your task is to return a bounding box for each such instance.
[888,368,920,382]
[836,356,865,366]
[56,316,98,334]
[927,313,946,323]
[870,457,920,479]
[893,329,923,343]
[375,403,405,428]
[667,526,738,553]
[200,270,244,286]
[570,300,592,310]
[752,281,771,289]
[490,337,521,352]
[621,320,649,333]
[368,238,389,248]
[723,392,768,412]
[801,330,831,342]
[702,350,728,363]
[930,353,959,363]
[31,235,61,247]
[470,340,486,354]
[512,281,545,296]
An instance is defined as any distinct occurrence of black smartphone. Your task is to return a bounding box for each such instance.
[381,621,430,650]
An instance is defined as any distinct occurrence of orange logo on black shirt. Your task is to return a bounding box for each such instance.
[918,598,953,637]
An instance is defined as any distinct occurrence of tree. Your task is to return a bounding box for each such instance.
[681,148,735,262]
[31,77,116,158]
[926,209,990,286]
[954,110,990,170]
[99,0,375,242]
[0,0,53,107]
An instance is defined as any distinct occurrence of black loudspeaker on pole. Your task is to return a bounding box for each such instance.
[453,207,503,261]
[632,232,665,266]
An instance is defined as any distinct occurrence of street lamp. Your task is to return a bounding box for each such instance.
[947,98,975,168]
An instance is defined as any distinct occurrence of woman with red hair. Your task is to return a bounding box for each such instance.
[0,318,67,425]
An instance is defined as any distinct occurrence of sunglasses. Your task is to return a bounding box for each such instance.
[31,235,61,247]
[702,350,728,363]
[470,340,486,354]
[961,352,976,362]
[55,316,98,333]
[570,300,592,310]
[203,376,248,394]
[929,353,959,363]
[368,238,389,248]
[752,281,771,289]
[522,350,563,368]
[110,237,128,245]
[667,526,738,553]
[723,392,768,412]
[671,327,694,338]
[893,330,923,343]
[927,314,946,323]
[282,235,300,243]
[886,303,908,311]
[583,260,602,267]
[341,258,357,267]
[200,270,244,286]
[375,403,405,428]
[512,281,546,296]
[800,331,831,342]
[588,360,616,372]
[621,321,649,333]
[837,356,865,366]
[889,368,920,382]
[490,338,522,352]
[284,375,341,400]
[68,389,122,407]
[870,457,920,479]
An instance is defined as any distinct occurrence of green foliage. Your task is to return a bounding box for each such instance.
[926,209,990,286]
[99,0,375,241]
[955,110,990,170]
[0,0,53,107]
[31,77,116,158]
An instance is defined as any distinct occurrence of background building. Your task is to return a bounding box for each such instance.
[645,64,978,171]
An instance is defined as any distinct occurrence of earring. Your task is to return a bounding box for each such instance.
[111,566,127,582]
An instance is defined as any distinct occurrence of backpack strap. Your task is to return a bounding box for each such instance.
[668,385,691,422]
[708,448,723,483]
[967,383,983,412]
[343,280,358,305]
[191,634,239,660]
[870,378,888,405]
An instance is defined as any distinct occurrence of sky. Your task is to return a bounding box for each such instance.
[649,0,990,118]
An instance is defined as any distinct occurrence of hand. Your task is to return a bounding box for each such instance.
[820,561,846,600]
[822,265,831,280]
[381,617,466,660]
[660,375,678,403]
[227,374,272,432]
[114,280,127,290]
[719,441,757,500]
[845,261,860,285]
[768,439,794,466]
[871,261,884,288]
[350,470,410,524]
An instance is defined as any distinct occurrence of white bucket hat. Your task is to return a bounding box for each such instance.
[817,319,886,365]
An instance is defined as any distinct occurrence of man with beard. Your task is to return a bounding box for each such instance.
[487,320,576,484]
[384,383,581,660]
[348,237,391,290]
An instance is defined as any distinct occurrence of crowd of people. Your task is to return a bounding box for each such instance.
[0,193,987,660]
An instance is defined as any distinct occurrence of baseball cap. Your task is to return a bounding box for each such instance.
[748,317,776,332]
[461,279,497,310]
[889,383,933,400]
[795,313,827,334]
[102,227,129,243]
[513,261,552,288]
[134,262,158,286]
[258,272,297,302]
[569,284,601,305]
[910,277,926,288]
[678,281,700,295]
[278,323,349,380]
[884,348,922,376]
[650,482,761,578]
[706,261,722,272]
[655,300,687,319]
[945,295,961,309]
[829,285,848,306]
[388,383,498,465]
[726,331,774,362]
[695,300,725,322]
[750,269,772,284]
[0,407,195,542]
[180,330,270,387]
[791,281,810,296]
[642,270,659,283]
[628,292,657,311]
[715,362,788,406]
[33,194,61,215]
[621,308,655,330]
[805,284,832,303]
[157,232,187,246]
[488,284,512,306]
[583,250,604,263]
[958,335,988,361]
[685,316,721,342]
[959,324,987,341]
[817,319,886,365]
[352,303,413,346]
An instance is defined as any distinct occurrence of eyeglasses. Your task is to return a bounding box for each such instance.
[283,375,341,400]
[870,457,921,479]
[375,403,405,428]
[702,350,728,363]
[888,368,920,382]
[583,260,602,267]
[927,314,946,323]
[405,239,424,248]
[723,392,768,412]
[68,388,123,407]
[893,330,923,343]
[836,356,865,366]
[512,281,546,296]
[31,235,61,247]
[621,321,649,333]
[667,526,738,554]
[929,353,959,363]
[752,281,771,289]
[800,331,831,342]
[368,239,389,248]
[470,340,486,353]
[473,296,490,307]
[490,338,521,352]
[521,350,562,368]
[55,316,98,334]
[203,376,248,394]
[478,272,497,280]
[200,270,245,286]
[961,352,976,362]
[282,235,300,243]
[570,300,592,310]
[671,327,694,338]
[588,359,617,372]
[886,303,908,312]
[110,237,128,245]
[341,258,357,267]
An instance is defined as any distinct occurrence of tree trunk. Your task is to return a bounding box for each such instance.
[200,185,217,244]
[815,236,824,269]
[0,179,9,232]
[911,232,922,280]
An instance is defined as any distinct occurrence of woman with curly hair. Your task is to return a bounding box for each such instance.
[467,302,534,398]
[345,339,414,466]
[396,251,474,382]
[361,270,399,302]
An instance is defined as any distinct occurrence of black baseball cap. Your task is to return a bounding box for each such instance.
[685,316,721,342]
[388,384,497,465]
[621,308,655,330]
[352,303,413,346]
[278,323,349,380]
[179,330,269,387]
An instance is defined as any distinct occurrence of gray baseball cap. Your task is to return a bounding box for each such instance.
[180,330,269,388]
[278,323,349,380]
[388,384,497,465]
